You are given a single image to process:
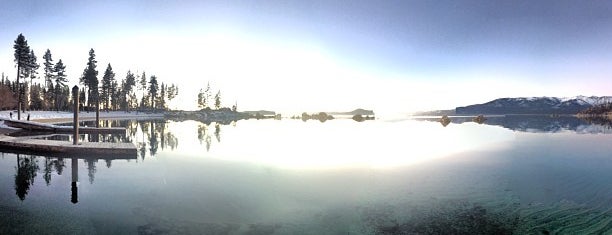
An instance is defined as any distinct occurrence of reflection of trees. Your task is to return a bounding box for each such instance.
[54,157,65,175]
[127,120,139,139]
[165,132,178,150]
[149,121,158,156]
[14,155,39,201]
[197,122,225,151]
[43,158,65,185]
[27,157,65,187]
[138,121,149,159]
[135,120,179,157]
[214,123,221,143]
[84,158,97,184]
[197,124,207,144]
[43,158,52,185]
[197,123,213,151]
[75,120,134,144]
[139,143,147,160]
[14,155,70,201]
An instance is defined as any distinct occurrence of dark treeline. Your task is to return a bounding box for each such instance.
[578,103,612,116]
[2,34,179,118]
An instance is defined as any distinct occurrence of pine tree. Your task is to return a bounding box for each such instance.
[79,88,86,111]
[55,84,69,111]
[159,83,166,110]
[27,49,39,88]
[81,48,98,108]
[214,90,221,109]
[25,49,39,111]
[110,79,118,110]
[101,63,115,111]
[204,82,211,109]
[13,34,32,119]
[29,84,44,110]
[197,88,205,109]
[42,49,54,89]
[166,84,178,102]
[139,72,147,109]
[123,71,136,112]
[164,83,178,109]
[148,75,159,110]
[42,49,55,109]
[53,59,67,111]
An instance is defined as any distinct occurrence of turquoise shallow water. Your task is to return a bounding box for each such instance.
[1,118,612,234]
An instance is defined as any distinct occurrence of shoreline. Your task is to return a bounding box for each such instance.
[0,110,165,133]
[0,109,251,133]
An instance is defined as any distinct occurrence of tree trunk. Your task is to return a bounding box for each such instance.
[16,64,21,120]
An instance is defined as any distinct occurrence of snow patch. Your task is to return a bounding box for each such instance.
[0,110,163,121]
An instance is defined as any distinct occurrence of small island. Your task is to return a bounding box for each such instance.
[290,109,375,122]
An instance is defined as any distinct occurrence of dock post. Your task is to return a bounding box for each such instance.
[72,86,79,145]
[71,157,78,204]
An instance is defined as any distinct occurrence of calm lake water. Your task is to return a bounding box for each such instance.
[1,116,612,234]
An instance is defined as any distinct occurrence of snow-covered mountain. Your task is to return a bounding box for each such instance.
[456,96,612,115]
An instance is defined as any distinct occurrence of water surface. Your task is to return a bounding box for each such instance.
[1,117,612,234]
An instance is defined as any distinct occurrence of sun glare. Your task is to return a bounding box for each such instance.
[157,119,515,169]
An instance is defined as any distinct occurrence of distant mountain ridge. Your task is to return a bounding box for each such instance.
[456,96,612,115]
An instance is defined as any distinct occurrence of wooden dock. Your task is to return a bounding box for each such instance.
[0,135,137,158]
[0,119,135,158]
[2,119,126,134]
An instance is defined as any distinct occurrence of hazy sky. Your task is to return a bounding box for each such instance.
[1,0,612,114]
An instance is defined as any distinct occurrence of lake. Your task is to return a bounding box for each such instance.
[1,116,612,234]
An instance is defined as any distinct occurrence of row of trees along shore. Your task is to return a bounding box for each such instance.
[1,34,179,119]
[197,82,236,111]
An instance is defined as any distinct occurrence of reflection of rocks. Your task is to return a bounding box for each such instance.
[473,115,486,124]
[166,109,249,125]
[301,112,334,122]
[440,115,451,127]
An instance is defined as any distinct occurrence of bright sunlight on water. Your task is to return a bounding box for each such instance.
[1,117,612,234]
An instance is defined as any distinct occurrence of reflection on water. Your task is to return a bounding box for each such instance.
[71,158,78,204]
[7,119,220,198]
[14,155,39,201]
[197,122,224,152]
[419,115,612,133]
[2,117,612,233]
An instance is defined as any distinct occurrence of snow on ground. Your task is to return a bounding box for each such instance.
[0,121,19,130]
[0,110,164,131]
[0,110,163,121]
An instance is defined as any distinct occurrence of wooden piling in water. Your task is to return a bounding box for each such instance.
[73,85,79,145]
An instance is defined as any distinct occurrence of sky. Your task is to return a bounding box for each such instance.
[1,0,612,115]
